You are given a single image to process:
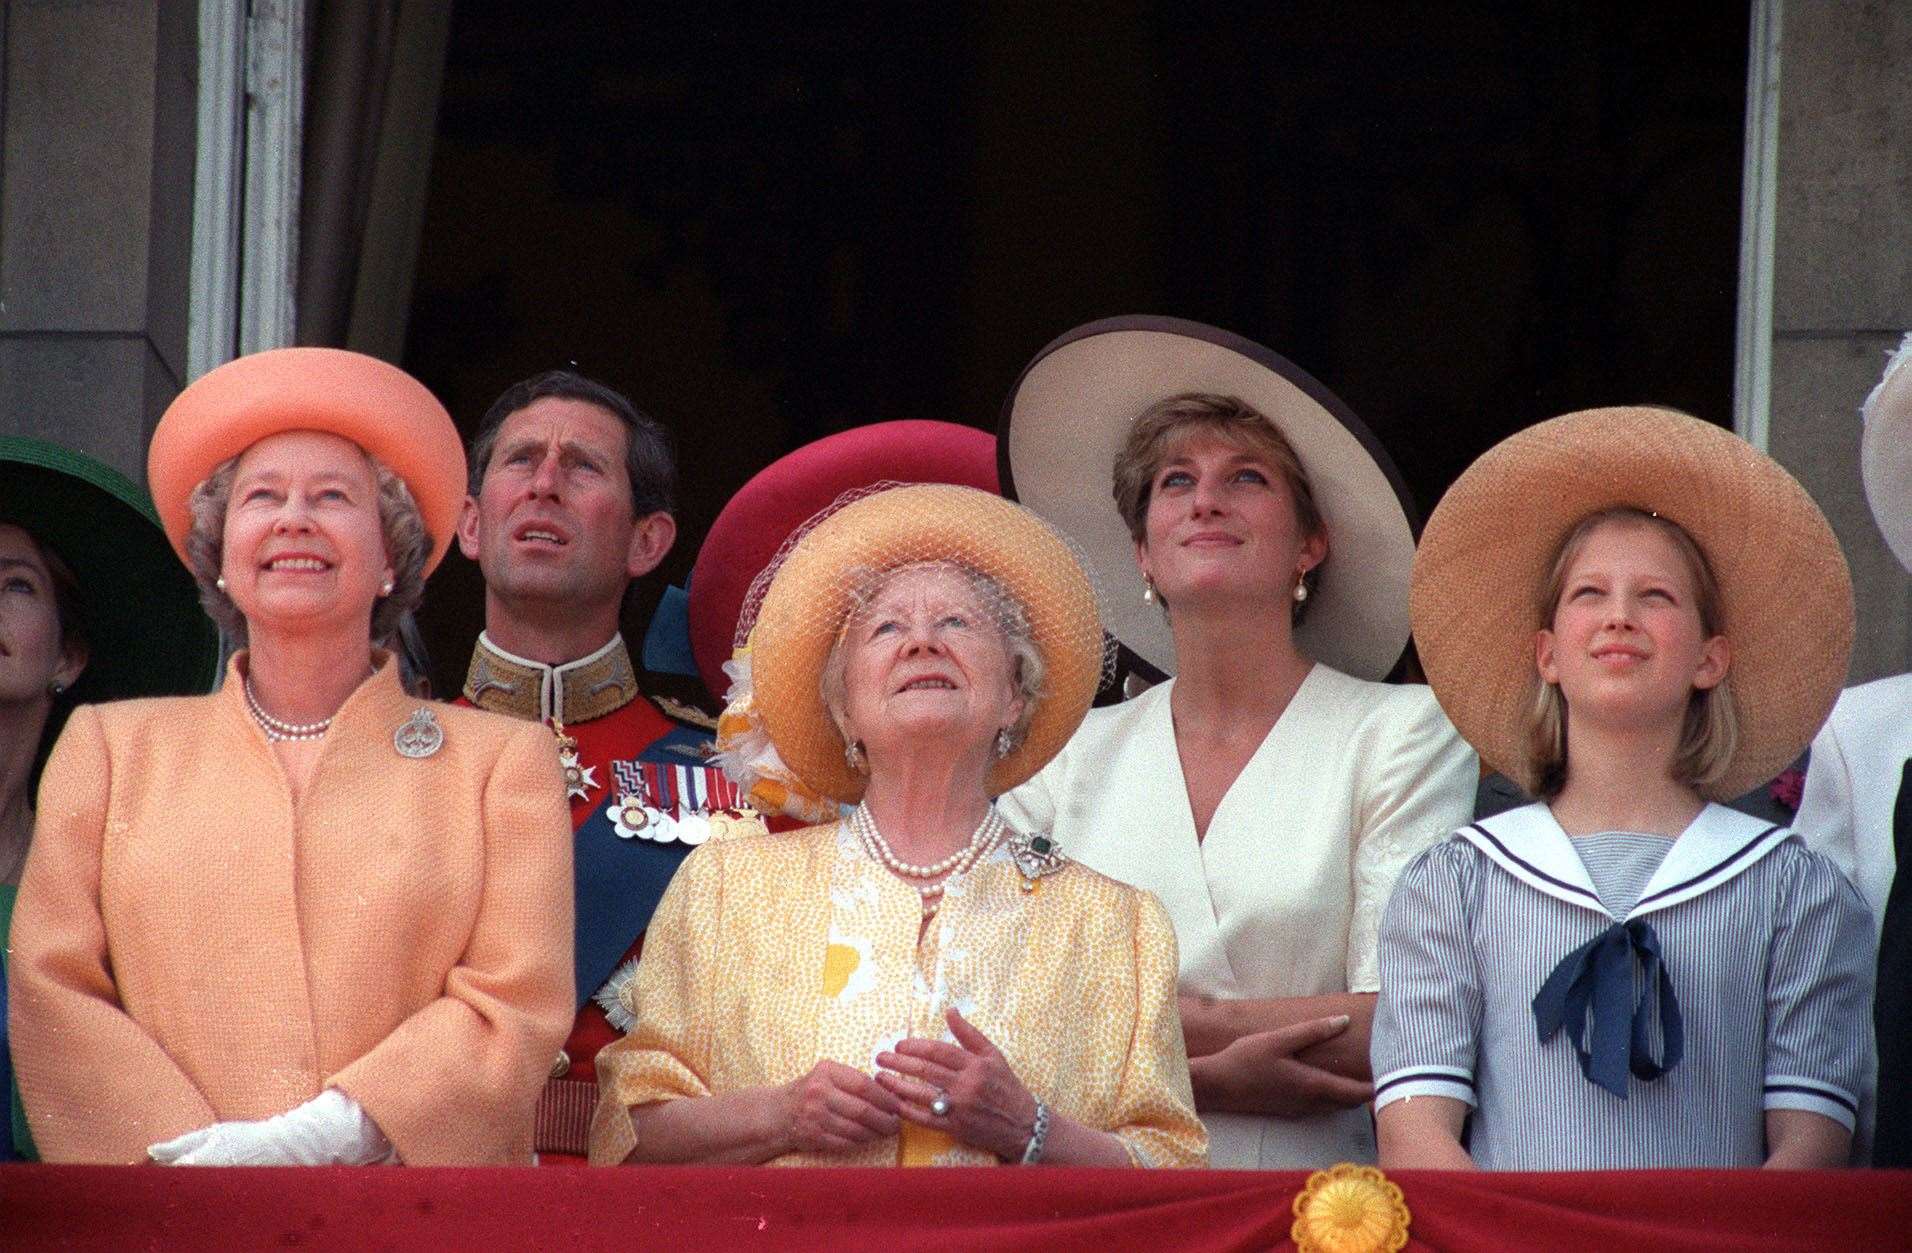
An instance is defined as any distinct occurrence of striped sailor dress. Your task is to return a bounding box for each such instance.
[1371,802,1875,1169]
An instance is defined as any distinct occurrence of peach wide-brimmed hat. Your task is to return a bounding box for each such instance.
[736,483,1105,807]
[1410,406,1853,802]
[148,348,466,574]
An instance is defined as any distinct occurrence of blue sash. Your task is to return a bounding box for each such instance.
[570,725,713,1009]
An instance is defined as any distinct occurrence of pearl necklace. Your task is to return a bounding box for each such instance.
[244,678,335,742]
[849,802,1003,914]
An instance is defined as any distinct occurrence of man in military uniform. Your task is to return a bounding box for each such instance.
[457,369,758,1163]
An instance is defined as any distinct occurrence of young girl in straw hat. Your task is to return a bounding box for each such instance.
[1372,406,1874,1170]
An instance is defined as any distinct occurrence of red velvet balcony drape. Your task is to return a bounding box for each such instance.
[4,1165,1907,1250]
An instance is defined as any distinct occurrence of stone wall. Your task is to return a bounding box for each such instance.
[0,0,196,484]
[1766,0,1912,681]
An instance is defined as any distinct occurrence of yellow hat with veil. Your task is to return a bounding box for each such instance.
[717,483,1107,818]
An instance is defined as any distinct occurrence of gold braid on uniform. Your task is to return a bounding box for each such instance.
[464,632,639,724]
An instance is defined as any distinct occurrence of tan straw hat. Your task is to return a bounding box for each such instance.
[1001,316,1418,681]
[1861,333,1912,571]
[743,483,1105,804]
[1411,406,1853,802]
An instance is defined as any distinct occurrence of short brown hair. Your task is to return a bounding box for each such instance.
[1111,393,1326,622]
[469,369,675,516]
[1521,507,1739,800]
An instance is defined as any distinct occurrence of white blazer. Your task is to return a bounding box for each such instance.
[1796,673,1912,936]
[1000,664,1477,1168]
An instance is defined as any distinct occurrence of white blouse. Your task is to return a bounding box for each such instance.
[1000,663,1476,1168]
[1796,672,1911,936]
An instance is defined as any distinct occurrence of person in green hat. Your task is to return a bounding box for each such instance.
[0,437,218,1160]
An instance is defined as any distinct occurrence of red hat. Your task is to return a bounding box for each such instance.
[687,420,996,701]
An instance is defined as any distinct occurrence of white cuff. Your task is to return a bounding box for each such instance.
[1764,1076,1859,1133]
[1372,1064,1476,1111]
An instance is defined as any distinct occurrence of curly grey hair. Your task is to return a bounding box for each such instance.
[184,450,431,647]
[819,561,1046,757]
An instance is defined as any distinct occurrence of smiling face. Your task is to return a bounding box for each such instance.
[458,396,654,615]
[834,563,1026,768]
[219,430,394,639]
[1135,433,1326,615]
[0,525,86,708]
[1535,515,1729,734]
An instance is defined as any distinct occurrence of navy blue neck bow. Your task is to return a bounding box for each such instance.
[1532,919,1684,1098]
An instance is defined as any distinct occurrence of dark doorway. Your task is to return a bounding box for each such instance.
[405,2,1750,700]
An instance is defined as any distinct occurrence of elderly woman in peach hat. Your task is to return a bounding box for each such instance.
[9,349,574,1165]
[588,484,1205,1168]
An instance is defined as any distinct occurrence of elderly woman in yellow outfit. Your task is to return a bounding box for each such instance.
[589,485,1205,1167]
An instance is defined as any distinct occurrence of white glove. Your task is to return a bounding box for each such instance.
[148,1088,396,1166]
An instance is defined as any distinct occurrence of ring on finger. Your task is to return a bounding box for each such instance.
[929,1088,951,1118]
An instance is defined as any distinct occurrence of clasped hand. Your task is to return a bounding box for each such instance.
[777,1008,1037,1161]
[1189,1013,1374,1117]
[875,1007,1038,1161]
[148,1088,395,1166]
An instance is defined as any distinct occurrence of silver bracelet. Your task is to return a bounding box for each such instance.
[1018,1098,1050,1165]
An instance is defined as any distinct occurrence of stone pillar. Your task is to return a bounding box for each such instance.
[0,0,197,485]
[1759,0,1912,682]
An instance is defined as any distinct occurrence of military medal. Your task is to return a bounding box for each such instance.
[552,718,598,802]
[641,761,680,842]
[393,708,443,758]
[603,758,766,845]
[727,800,768,838]
[703,770,768,840]
[608,760,655,840]
[673,766,712,846]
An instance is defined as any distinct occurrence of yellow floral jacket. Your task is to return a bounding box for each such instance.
[589,822,1206,1167]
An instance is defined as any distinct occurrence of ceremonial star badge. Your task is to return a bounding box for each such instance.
[563,757,599,802]
[553,723,599,801]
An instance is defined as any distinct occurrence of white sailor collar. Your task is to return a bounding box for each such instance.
[1462,802,1794,920]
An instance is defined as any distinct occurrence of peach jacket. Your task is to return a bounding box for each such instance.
[8,655,574,1164]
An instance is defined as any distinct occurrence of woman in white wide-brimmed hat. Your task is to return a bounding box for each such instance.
[1796,333,1912,1166]
[1375,405,1871,1170]
[996,317,1476,1168]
